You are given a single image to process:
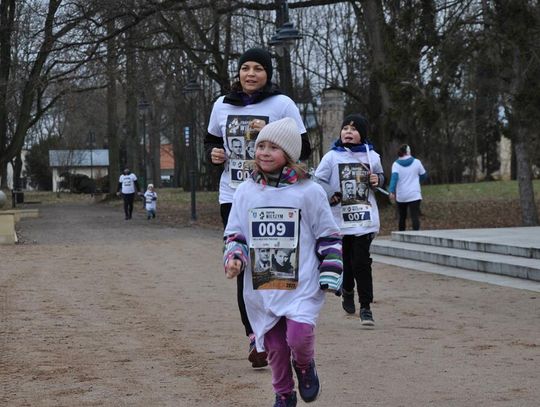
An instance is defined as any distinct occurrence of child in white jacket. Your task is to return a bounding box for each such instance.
[315,114,384,326]
[143,184,157,220]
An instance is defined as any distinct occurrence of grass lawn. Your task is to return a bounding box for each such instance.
[18,179,540,236]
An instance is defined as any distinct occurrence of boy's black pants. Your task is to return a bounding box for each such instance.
[342,233,374,307]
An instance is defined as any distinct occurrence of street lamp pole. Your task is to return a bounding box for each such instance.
[182,75,202,223]
[268,0,302,97]
[138,98,150,189]
[86,131,96,193]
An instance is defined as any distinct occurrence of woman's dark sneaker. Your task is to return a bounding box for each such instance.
[248,337,268,368]
[341,290,356,314]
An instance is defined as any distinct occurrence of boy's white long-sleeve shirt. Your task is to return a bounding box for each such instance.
[225,178,340,352]
[315,148,383,236]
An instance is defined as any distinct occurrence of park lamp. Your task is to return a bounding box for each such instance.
[268,0,302,56]
[182,74,202,223]
[138,97,151,188]
[182,76,202,96]
[138,98,150,115]
[268,22,302,56]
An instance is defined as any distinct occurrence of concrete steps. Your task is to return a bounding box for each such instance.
[371,227,540,282]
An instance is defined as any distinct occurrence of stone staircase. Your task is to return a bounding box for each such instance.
[371,227,540,282]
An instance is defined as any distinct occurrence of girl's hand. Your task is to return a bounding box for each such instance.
[369,173,379,187]
[225,258,242,279]
[389,192,396,203]
[211,148,226,164]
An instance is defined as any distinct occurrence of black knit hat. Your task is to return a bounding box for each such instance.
[341,114,369,142]
[238,47,273,82]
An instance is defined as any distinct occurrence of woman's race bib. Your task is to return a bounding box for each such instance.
[225,115,268,187]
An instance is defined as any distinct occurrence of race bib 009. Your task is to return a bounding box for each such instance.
[248,207,299,290]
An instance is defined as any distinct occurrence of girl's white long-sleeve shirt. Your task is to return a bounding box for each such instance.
[224,178,340,352]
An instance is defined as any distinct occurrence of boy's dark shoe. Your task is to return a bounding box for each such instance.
[248,338,268,368]
[292,359,320,402]
[360,308,375,326]
[274,391,297,407]
[341,290,355,314]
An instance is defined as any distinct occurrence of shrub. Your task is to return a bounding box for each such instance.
[59,172,96,194]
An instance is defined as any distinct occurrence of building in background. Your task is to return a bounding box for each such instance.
[49,149,109,192]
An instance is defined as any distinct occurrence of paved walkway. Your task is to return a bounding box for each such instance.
[1,202,539,406]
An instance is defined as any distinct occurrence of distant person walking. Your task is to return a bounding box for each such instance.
[388,144,427,231]
[117,168,140,220]
[143,184,158,220]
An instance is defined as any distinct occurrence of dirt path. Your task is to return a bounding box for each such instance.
[1,202,539,406]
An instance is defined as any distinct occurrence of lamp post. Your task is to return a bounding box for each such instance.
[182,74,202,223]
[268,0,302,97]
[138,98,150,188]
[86,131,96,193]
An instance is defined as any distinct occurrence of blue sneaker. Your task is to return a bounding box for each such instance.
[274,391,297,407]
[292,360,320,402]
[360,308,375,326]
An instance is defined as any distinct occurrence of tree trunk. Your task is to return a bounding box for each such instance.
[0,160,6,188]
[514,127,538,226]
[106,17,120,195]
[358,0,393,149]
[149,110,161,187]
[0,0,15,188]
[13,151,22,189]
[0,0,16,182]
[124,28,138,174]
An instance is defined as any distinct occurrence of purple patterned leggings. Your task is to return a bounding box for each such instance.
[264,317,315,395]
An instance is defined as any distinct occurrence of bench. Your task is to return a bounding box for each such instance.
[0,212,17,244]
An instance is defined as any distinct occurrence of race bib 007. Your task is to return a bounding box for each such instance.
[338,162,373,227]
[248,207,299,290]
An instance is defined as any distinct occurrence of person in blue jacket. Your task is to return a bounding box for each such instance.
[388,144,427,231]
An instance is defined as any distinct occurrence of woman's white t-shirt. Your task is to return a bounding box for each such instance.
[119,173,137,194]
[207,94,306,204]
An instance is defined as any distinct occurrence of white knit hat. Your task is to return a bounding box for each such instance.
[255,117,301,162]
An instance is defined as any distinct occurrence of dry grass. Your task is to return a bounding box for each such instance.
[18,180,540,236]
